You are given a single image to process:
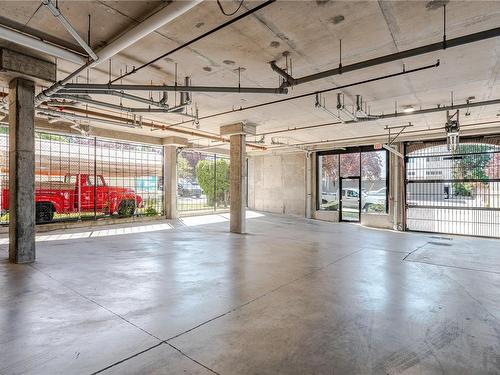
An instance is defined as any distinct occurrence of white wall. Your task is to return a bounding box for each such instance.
[248,152,306,216]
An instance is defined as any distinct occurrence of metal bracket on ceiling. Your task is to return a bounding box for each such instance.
[42,0,98,61]
[382,122,413,159]
[445,109,460,151]
[385,122,413,146]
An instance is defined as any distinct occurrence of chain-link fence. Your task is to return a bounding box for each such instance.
[177,150,230,216]
[0,127,163,224]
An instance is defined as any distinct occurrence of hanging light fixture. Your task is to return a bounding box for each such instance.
[402,105,415,113]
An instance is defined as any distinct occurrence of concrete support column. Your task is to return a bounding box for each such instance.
[389,142,405,231]
[163,136,189,220]
[230,134,246,233]
[9,78,35,263]
[221,123,256,234]
[305,152,313,219]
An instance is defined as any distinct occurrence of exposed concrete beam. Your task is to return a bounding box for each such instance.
[220,122,257,136]
[0,48,56,84]
[162,136,190,147]
[33,117,163,145]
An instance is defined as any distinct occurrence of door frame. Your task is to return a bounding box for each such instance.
[339,176,361,222]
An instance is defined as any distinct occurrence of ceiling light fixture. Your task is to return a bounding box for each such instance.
[402,105,415,113]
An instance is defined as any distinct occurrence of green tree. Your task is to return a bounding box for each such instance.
[177,156,193,180]
[196,158,230,206]
[452,144,492,196]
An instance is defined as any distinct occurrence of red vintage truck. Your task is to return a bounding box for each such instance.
[1,174,142,223]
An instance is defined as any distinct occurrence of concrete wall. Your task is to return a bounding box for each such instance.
[248,152,306,216]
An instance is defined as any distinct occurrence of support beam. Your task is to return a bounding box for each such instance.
[163,136,189,219]
[0,48,56,83]
[8,78,35,263]
[221,123,256,234]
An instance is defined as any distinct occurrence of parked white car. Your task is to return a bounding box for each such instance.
[341,188,360,209]
[363,187,386,211]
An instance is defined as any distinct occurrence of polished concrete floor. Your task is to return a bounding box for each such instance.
[1,212,500,375]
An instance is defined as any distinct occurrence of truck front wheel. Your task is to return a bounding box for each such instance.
[36,203,54,224]
[117,200,136,217]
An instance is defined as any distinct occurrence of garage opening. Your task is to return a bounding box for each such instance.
[405,137,500,237]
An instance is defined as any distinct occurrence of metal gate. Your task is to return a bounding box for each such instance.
[405,137,500,238]
[177,150,230,216]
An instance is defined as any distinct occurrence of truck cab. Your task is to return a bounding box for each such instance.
[64,173,141,217]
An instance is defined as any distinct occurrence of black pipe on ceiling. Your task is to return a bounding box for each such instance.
[271,26,500,87]
[164,60,440,129]
[61,83,288,95]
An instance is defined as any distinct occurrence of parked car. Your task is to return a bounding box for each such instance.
[363,187,386,211]
[177,181,202,198]
[321,191,338,210]
[341,188,360,209]
[1,173,142,223]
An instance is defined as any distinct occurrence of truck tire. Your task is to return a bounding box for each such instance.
[36,203,54,224]
[117,200,136,217]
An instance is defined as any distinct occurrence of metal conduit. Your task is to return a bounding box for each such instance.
[38,106,267,150]
[255,98,500,136]
[264,120,500,150]
[51,89,171,109]
[42,0,98,61]
[35,0,201,105]
[52,94,174,113]
[61,84,288,95]
[165,61,440,128]
[38,109,139,128]
[272,26,500,87]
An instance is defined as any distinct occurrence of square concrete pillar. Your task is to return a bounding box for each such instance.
[221,123,256,234]
[162,136,189,220]
[8,78,35,263]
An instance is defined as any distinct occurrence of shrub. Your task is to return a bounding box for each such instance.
[144,205,159,216]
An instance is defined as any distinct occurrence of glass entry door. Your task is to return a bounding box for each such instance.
[340,177,361,222]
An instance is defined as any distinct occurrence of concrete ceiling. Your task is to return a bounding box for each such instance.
[1,0,500,151]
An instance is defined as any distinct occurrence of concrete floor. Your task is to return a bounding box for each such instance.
[1,212,500,375]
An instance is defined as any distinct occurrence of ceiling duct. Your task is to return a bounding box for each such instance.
[0,25,87,64]
[35,0,202,105]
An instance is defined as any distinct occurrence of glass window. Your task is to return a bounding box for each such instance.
[361,150,387,214]
[340,153,360,177]
[87,175,106,187]
[64,175,76,184]
[318,154,339,211]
